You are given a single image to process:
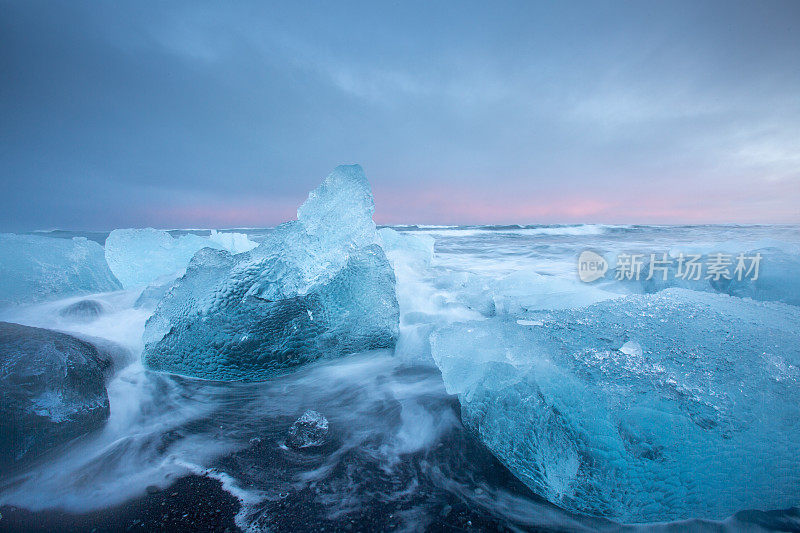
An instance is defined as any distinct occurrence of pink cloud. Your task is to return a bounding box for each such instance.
[372,180,800,224]
[134,178,800,229]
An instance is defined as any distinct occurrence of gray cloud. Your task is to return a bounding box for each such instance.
[1,0,798,230]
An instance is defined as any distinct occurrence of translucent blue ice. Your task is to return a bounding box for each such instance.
[431,288,800,522]
[724,247,800,306]
[142,165,399,381]
[490,270,617,315]
[105,228,257,288]
[0,234,121,306]
[636,247,800,306]
[378,227,435,267]
[434,270,616,318]
[286,410,329,449]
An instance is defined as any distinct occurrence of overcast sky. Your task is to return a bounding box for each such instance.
[1,0,799,230]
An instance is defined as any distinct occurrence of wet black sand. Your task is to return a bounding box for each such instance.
[0,400,568,533]
[0,475,239,532]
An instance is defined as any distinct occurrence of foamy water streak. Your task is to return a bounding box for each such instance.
[405,223,615,238]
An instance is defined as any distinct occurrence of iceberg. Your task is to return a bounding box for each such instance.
[104,228,258,289]
[142,165,400,381]
[0,322,111,470]
[430,288,800,522]
[0,234,121,306]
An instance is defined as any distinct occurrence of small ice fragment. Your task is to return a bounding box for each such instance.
[619,340,643,358]
[286,410,329,449]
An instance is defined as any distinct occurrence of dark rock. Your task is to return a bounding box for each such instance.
[59,299,105,322]
[0,322,111,470]
[286,410,328,449]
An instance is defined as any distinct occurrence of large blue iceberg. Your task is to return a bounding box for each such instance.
[142,165,399,381]
[0,234,121,306]
[430,288,800,522]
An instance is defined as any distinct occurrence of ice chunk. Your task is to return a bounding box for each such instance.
[0,322,111,469]
[297,164,377,252]
[286,410,329,449]
[378,227,435,267]
[142,165,400,381]
[491,270,617,315]
[635,248,800,306]
[618,340,642,358]
[724,247,800,306]
[0,234,122,306]
[133,281,172,309]
[105,229,203,289]
[433,271,496,316]
[104,228,258,289]
[144,245,398,380]
[206,229,259,254]
[430,289,800,522]
[434,270,617,319]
